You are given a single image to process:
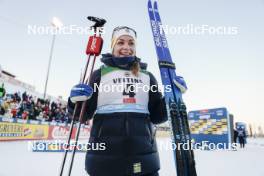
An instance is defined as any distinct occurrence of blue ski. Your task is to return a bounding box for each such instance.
[147,1,197,175]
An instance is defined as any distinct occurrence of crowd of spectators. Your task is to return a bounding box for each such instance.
[0,90,70,123]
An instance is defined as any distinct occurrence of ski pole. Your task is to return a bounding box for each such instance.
[59,16,106,176]
[67,27,105,176]
[59,46,93,176]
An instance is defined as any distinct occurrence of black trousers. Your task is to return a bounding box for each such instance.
[238,136,245,148]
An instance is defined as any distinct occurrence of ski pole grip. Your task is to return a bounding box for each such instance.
[87,16,106,28]
[86,36,103,56]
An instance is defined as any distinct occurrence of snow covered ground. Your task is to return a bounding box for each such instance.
[0,138,264,176]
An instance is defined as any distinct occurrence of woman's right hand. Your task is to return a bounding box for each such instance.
[70,84,93,103]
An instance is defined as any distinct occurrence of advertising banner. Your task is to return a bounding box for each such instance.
[0,122,49,141]
[188,107,233,149]
[47,125,91,140]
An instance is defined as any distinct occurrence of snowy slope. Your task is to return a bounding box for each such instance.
[0,138,264,176]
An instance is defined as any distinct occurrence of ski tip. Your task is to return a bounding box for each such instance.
[153,0,158,9]
[148,0,153,10]
[147,0,152,6]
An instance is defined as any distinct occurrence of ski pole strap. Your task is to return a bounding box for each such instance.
[158,61,176,69]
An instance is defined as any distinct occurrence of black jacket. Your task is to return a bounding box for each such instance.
[68,54,168,176]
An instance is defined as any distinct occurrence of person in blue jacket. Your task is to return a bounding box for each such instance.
[68,26,187,176]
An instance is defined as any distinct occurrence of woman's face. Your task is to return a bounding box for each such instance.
[112,35,136,57]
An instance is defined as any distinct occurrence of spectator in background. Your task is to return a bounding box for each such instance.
[13,92,21,103]
[11,106,17,118]
[27,97,35,120]
[0,98,11,116]
[43,102,50,121]
[43,111,50,121]
[0,89,69,123]
[22,91,28,102]
[36,111,44,121]
[22,110,29,120]
[237,127,246,148]
[9,100,19,118]
[0,101,7,115]
[234,128,238,143]
[0,83,6,99]
[51,101,57,111]
[33,101,42,120]
[55,108,66,122]
[17,101,27,118]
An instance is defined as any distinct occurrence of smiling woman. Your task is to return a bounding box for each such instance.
[111,26,136,55]
[112,35,136,57]
[111,26,140,76]
[68,26,168,176]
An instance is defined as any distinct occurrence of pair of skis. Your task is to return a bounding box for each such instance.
[147,1,197,176]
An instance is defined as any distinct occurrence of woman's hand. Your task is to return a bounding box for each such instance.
[70,84,93,103]
[173,76,187,93]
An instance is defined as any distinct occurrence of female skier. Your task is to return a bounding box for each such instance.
[68,26,186,176]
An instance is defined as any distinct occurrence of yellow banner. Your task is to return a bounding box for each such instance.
[0,122,49,140]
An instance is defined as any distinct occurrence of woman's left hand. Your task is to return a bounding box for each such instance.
[173,76,187,93]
